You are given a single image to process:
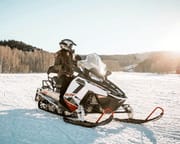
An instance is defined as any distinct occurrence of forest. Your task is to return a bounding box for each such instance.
[0,40,54,73]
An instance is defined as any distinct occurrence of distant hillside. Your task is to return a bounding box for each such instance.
[134,52,180,73]
[0,40,180,74]
[100,53,150,71]
[100,52,180,74]
[0,40,54,73]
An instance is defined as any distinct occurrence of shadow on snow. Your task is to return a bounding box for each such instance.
[0,109,156,144]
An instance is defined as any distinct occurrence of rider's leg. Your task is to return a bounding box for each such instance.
[59,75,72,108]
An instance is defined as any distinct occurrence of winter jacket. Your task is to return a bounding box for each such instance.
[54,49,74,76]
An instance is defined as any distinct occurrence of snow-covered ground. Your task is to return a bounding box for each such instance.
[0,72,179,144]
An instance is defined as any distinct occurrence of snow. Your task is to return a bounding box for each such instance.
[0,72,180,144]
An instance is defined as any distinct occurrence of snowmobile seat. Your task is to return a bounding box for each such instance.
[41,90,60,101]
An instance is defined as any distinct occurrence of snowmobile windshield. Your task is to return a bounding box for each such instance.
[78,53,107,79]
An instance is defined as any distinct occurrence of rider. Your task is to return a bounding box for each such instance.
[54,39,77,108]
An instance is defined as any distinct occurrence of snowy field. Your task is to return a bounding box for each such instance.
[0,72,179,144]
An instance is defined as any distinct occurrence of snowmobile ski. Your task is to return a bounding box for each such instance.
[114,107,164,124]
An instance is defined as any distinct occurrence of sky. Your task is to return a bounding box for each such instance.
[0,0,180,55]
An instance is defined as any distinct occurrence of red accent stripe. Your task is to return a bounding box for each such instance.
[64,99,78,112]
[41,91,48,95]
[96,108,114,123]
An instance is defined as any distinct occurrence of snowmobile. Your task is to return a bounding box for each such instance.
[35,53,164,127]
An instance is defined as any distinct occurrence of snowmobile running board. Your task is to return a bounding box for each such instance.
[64,115,113,128]
[64,108,114,128]
[114,107,164,124]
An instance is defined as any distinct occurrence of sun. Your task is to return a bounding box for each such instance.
[161,23,180,53]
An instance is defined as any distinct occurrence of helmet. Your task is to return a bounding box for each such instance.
[59,39,76,52]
